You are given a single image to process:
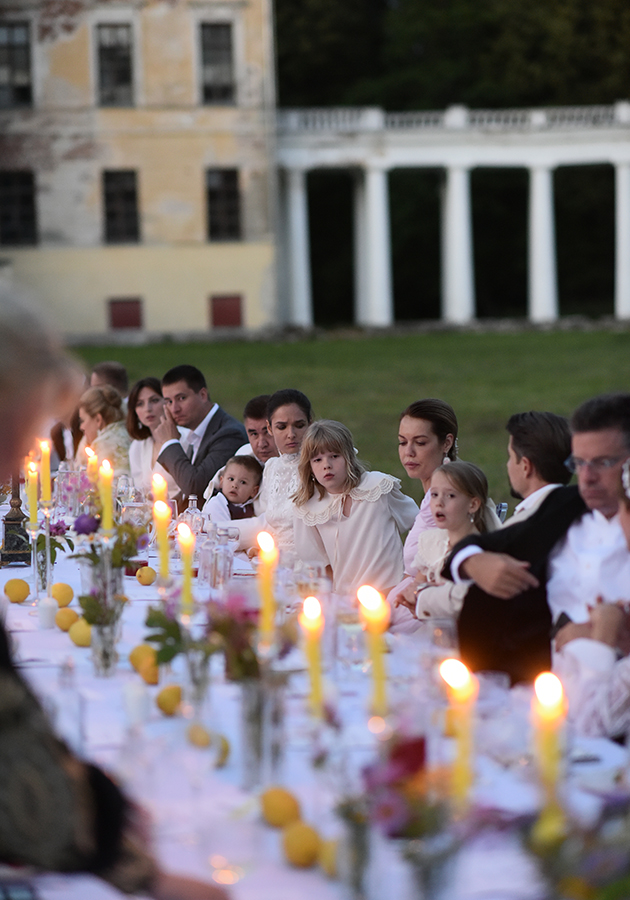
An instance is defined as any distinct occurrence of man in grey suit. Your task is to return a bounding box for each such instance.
[154,364,246,509]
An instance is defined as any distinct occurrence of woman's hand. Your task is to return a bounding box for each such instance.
[393,581,420,617]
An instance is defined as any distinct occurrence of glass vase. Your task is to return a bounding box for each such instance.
[239,673,286,792]
[337,816,370,900]
[92,623,119,676]
[400,832,458,900]
[36,546,53,593]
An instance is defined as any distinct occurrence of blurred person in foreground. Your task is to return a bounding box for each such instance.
[0,287,228,900]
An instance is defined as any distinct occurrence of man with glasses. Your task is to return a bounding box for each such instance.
[443,393,630,683]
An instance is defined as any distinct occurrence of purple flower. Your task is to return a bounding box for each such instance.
[137,532,150,551]
[50,521,68,537]
[370,788,410,836]
[74,514,100,535]
[363,759,407,791]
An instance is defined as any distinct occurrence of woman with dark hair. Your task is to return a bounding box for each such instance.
[127,377,179,499]
[388,399,459,631]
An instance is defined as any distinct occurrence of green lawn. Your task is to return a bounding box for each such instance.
[72,328,630,509]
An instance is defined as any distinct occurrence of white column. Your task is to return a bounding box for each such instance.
[442,166,474,323]
[360,165,393,326]
[353,169,368,323]
[286,167,312,327]
[528,166,558,322]
[615,163,630,319]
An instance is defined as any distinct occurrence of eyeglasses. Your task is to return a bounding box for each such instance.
[564,454,626,473]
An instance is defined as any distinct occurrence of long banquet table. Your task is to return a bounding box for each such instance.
[0,523,627,900]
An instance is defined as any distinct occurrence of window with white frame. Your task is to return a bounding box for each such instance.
[200,23,234,104]
[0,22,32,108]
[97,23,133,106]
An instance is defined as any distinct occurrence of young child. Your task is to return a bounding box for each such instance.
[293,420,418,597]
[394,460,499,620]
[202,455,263,524]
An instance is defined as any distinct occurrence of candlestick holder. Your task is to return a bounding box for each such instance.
[0,466,31,567]
[26,523,41,605]
[40,500,54,597]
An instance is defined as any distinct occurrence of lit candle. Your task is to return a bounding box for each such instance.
[177,522,195,614]
[532,672,565,797]
[357,585,390,717]
[39,440,51,502]
[257,531,278,644]
[299,595,324,717]
[85,446,99,483]
[152,473,168,504]
[153,500,171,579]
[26,461,38,526]
[439,658,478,810]
[98,459,114,530]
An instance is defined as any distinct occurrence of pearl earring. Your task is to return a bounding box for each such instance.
[443,456,450,465]
[469,512,475,523]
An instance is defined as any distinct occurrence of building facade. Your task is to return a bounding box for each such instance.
[0,0,277,337]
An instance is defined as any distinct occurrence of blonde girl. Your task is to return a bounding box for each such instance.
[293,421,418,597]
[394,460,500,620]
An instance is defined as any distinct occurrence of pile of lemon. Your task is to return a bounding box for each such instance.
[260,786,337,875]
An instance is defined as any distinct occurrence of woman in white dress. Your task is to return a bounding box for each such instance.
[293,421,418,596]
[249,389,313,556]
[126,377,179,500]
[388,399,459,632]
[78,385,130,476]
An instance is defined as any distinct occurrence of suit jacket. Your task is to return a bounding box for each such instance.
[442,485,587,684]
[157,406,247,507]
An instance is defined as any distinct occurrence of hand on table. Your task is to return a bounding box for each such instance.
[461,552,539,599]
[153,407,180,451]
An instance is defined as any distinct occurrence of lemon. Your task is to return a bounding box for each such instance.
[68,617,92,647]
[136,566,156,586]
[282,821,320,868]
[4,578,30,604]
[261,786,301,828]
[55,607,79,632]
[156,684,182,716]
[138,655,159,685]
[129,643,156,672]
[187,722,211,747]
[51,582,73,607]
[318,838,338,878]
[214,733,230,768]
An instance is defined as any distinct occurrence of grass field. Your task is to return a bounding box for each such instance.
[72,327,630,509]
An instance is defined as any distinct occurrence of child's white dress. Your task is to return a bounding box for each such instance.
[293,471,418,596]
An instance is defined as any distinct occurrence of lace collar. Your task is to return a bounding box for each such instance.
[294,471,399,526]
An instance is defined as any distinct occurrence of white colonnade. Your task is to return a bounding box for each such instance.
[277,102,630,327]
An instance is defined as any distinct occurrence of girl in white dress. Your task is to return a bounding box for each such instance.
[126,377,179,500]
[293,420,418,597]
[393,461,499,621]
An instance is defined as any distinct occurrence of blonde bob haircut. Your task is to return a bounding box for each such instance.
[431,460,489,533]
[295,420,366,506]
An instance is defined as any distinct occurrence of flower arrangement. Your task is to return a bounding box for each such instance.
[36,520,74,565]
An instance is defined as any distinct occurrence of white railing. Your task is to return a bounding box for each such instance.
[278,102,630,134]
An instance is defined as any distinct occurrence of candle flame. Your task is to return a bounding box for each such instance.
[152,473,166,487]
[368,716,387,734]
[100,459,112,473]
[303,596,322,620]
[154,500,171,519]
[357,584,383,610]
[439,658,472,690]
[534,672,563,707]
[177,522,192,540]
[85,447,95,459]
[28,461,37,474]
[40,440,49,452]
[257,531,275,553]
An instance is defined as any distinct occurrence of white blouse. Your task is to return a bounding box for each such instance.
[257,453,301,554]
[128,438,180,500]
[293,471,418,596]
[411,528,469,620]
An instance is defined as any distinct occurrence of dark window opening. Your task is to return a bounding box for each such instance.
[200,23,234,104]
[0,170,36,245]
[103,170,139,243]
[97,23,133,107]
[0,22,32,108]
[109,298,142,329]
[206,168,241,240]
[210,294,242,327]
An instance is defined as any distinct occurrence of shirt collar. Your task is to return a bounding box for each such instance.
[190,403,218,443]
[513,483,563,514]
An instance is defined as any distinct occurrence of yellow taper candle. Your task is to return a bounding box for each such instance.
[357,585,390,717]
[26,461,38,526]
[439,658,478,811]
[85,446,98,483]
[98,460,114,530]
[533,672,565,796]
[39,440,51,502]
[152,473,168,504]
[177,522,195,614]
[257,531,278,645]
[299,595,324,717]
[153,500,171,579]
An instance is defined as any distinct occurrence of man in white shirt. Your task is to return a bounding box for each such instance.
[154,365,246,510]
[444,393,630,683]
